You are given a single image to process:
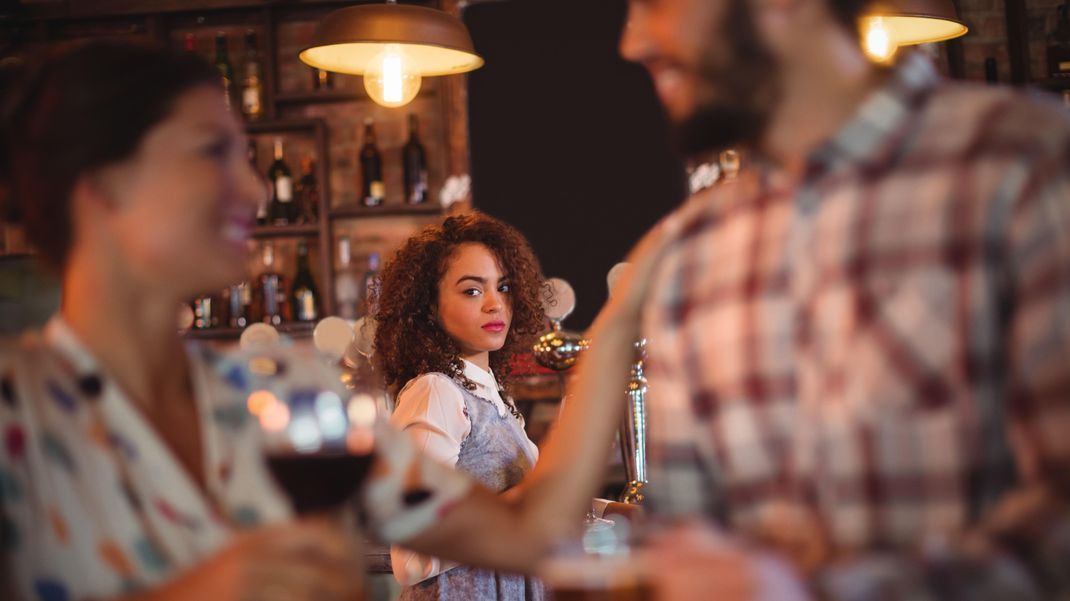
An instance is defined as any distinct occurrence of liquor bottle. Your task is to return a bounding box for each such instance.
[249,139,269,226]
[241,30,263,120]
[334,236,360,321]
[359,119,385,207]
[257,243,286,326]
[1049,2,1070,78]
[268,138,295,226]
[225,281,253,328]
[984,57,998,84]
[311,66,334,91]
[297,157,320,225]
[360,251,380,317]
[291,241,320,322]
[192,294,219,329]
[214,32,235,110]
[402,113,430,204]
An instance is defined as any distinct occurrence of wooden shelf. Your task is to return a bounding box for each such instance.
[251,224,320,239]
[330,203,443,219]
[1039,77,1070,91]
[183,320,316,340]
[245,118,323,135]
[275,87,437,106]
[6,0,433,22]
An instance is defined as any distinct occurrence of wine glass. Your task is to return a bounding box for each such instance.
[239,344,380,515]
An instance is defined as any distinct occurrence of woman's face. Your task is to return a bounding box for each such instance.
[436,242,513,363]
[100,84,263,296]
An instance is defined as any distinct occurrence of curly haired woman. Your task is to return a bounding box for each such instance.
[375,212,547,601]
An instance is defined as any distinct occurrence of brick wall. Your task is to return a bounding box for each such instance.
[953,0,1065,82]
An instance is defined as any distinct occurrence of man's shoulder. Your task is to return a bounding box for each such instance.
[920,81,1070,161]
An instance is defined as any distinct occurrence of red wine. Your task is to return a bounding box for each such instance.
[267,453,375,514]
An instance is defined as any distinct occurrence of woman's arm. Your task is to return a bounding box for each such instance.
[393,200,702,573]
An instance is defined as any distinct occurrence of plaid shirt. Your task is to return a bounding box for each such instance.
[642,50,1070,573]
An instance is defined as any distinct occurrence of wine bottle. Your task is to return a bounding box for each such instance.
[214,32,235,111]
[334,236,360,321]
[1049,3,1070,79]
[225,281,253,328]
[984,57,998,84]
[257,243,286,326]
[291,241,320,322]
[268,138,295,226]
[192,294,219,329]
[297,157,320,225]
[403,113,430,204]
[312,67,335,91]
[241,30,263,120]
[359,119,385,207]
[249,139,269,227]
[360,251,380,317]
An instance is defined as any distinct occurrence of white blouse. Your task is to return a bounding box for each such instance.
[0,318,472,601]
[389,360,539,585]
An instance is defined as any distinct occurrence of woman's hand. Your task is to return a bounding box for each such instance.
[130,519,365,601]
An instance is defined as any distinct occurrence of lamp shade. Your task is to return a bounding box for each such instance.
[299,3,484,76]
[864,0,968,45]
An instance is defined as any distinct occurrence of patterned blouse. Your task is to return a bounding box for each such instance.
[0,317,471,601]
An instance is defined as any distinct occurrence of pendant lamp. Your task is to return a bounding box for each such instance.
[862,0,968,63]
[299,0,484,107]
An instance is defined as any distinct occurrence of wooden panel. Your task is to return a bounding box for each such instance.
[1006,0,1031,84]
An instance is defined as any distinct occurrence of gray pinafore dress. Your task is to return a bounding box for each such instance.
[398,378,544,601]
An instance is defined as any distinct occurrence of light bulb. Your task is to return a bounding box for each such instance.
[863,17,898,64]
[363,44,422,108]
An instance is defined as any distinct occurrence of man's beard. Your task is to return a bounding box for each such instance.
[671,0,781,157]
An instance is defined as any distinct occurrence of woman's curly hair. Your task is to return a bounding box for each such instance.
[373,211,546,396]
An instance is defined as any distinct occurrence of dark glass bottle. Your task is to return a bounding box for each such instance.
[984,57,998,84]
[291,241,320,322]
[297,157,320,224]
[268,138,295,226]
[213,32,235,111]
[241,30,263,120]
[359,119,385,207]
[402,113,429,204]
[257,243,286,326]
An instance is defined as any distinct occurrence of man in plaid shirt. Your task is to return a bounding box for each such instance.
[596,0,1070,598]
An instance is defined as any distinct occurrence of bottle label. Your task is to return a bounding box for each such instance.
[370,181,386,200]
[243,85,261,114]
[295,289,317,321]
[276,176,293,202]
[1060,60,1070,72]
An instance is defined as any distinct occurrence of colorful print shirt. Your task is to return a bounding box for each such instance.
[0,317,471,601]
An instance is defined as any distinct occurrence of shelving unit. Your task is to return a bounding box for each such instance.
[0,0,470,341]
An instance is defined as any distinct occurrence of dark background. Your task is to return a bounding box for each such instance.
[464,0,687,330]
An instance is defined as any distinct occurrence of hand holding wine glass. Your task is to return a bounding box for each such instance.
[138,520,365,601]
[240,345,380,515]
